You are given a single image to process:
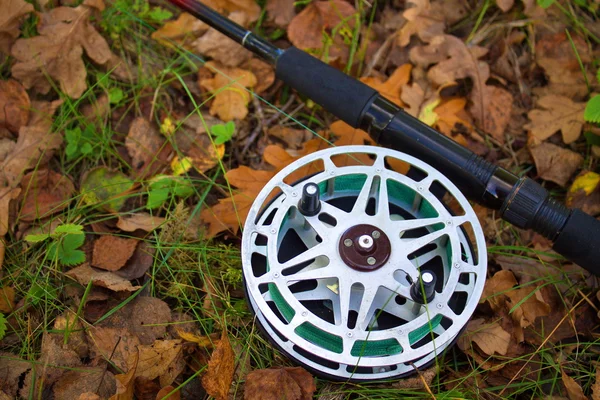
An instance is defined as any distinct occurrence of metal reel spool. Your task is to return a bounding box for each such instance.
[242,146,487,381]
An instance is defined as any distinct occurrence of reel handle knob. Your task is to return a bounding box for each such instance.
[298,183,321,217]
[410,271,437,304]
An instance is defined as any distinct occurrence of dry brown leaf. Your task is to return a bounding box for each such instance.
[206,0,261,22]
[397,0,445,47]
[242,58,275,95]
[0,0,34,54]
[268,126,312,149]
[169,113,225,173]
[530,142,583,187]
[0,353,32,397]
[266,0,296,27]
[562,369,587,400]
[566,171,600,216]
[0,100,63,188]
[0,286,15,313]
[53,311,89,359]
[117,213,165,232]
[19,169,74,221]
[53,368,116,400]
[536,33,593,98]
[135,340,185,387]
[66,263,142,292]
[479,86,513,143]
[506,286,551,329]
[110,352,138,400]
[457,318,511,356]
[0,187,20,270]
[244,367,316,400]
[126,117,165,173]
[128,296,171,345]
[112,241,155,281]
[525,95,586,144]
[481,270,517,312]
[87,326,141,371]
[199,62,257,121]
[156,386,180,400]
[151,12,208,48]
[361,64,412,106]
[496,0,514,11]
[92,236,138,271]
[592,367,600,400]
[0,79,29,133]
[11,3,118,99]
[433,98,471,141]
[194,11,253,67]
[201,331,235,400]
[287,0,357,63]
[79,393,102,400]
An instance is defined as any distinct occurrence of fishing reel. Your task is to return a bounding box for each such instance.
[242,146,487,381]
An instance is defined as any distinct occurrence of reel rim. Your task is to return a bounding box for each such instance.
[242,145,487,380]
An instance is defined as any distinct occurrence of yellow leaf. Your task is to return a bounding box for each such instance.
[161,117,176,137]
[419,98,441,126]
[171,156,193,176]
[569,171,600,196]
[176,329,215,347]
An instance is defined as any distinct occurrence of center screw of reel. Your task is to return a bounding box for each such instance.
[338,224,391,272]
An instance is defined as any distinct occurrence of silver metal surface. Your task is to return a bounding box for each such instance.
[358,235,373,249]
[242,146,487,380]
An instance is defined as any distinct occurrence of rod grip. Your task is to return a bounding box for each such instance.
[275,47,377,128]
[552,209,600,275]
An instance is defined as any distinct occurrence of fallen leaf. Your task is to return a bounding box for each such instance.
[128,296,171,345]
[113,241,155,280]
[566,171,600,216]
[135,340,185,387]
[496,0,514,11]
[592,367,600,400]
[0,0,34,54]
[194,11,253,67]
[361,64,412,106]
[0,287,14,313]
[53,368,116,400]
[19,169,74,221]
[0,99,63,188]
[111,352,138,400]
[0,79,30,133]
[561,369,587,400]
[66,263,142,292]
[169,113,225,173]
[0,353,31,397]
[88,326,141,371]
[397,0,445,47]
[80,167,134,212]
[0,187,20,269]
[177,330,216,347]
[126,117,166,174]
[478,86,513,143]
[92,236,138,271]
[536,32,593,98]
[457,318,511,356]
[11,2,119,98]
[529,142,583,186]
[506,286,551,329]
[287,0,357,63]
[525,95,586,144]
[117,213,166,232]
[53,311,89,358]
[431,98,471,140]
[201,331,235,400]
[206,0,261,22]
[268,126,312,149]
[79,393,102,400]
[242,58,275,94]
[156,386,180,400]
[244,367,316,400]
[265,0,295,27]
[151,12,208,48]
[199,62,257,121]
[481,270,517,312]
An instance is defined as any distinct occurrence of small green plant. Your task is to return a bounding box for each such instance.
[102,0,173,38]
[585,95,600,123]
[0,313,6,341]
[146,175,195,210]
[25,224,86,266]
[210,121,236,145]
[65,125,96,161]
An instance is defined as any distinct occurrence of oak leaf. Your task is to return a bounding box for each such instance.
[457,318,511,356]
[205,0,261,22]
[530,142,583,186]
[110,352,138,400]
[126,117,166,175]
[201,331,235,400]
[266,0,296,27]
[524,95,586,144]
[287,0,357,63]
[199,62,257,121]
[481,270,517,312]
[134,340,185,387]
[0,0,34,54]
[87,326,141,372]
[194,12,253,67]
[244,367,316,400]
[0,79,30,133]
[397,0,445,47]
[117,213,166,232]
[361,64,412,107]
[151,12,208,48]
[92,236,138,271]
[11,2,118,98]
[506,286,551,329]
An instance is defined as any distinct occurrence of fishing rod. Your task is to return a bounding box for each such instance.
[166,0,600,381]
[169,0,598,273]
